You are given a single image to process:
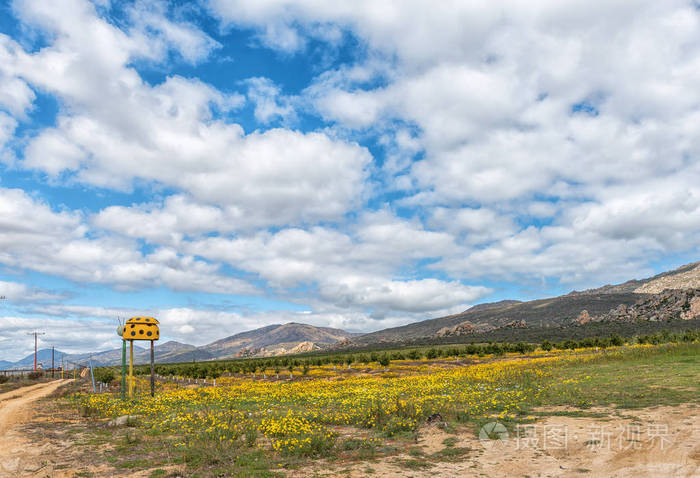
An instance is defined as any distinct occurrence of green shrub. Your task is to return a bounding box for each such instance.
[93,368,115,384]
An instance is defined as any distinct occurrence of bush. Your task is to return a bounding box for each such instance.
[27,371,43,380]
[378,355,390,368]
[0,375,9,384]
[93,368,115,384]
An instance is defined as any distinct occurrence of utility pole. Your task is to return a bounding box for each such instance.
[26,331,45,371]
[51,346,55,377]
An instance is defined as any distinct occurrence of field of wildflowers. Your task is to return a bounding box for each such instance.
[72,342,698,474]
[78,352,590,455]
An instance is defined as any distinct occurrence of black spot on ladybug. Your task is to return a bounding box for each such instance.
[145,318,150,322]
[130,324,135,328]
[131,331,135,336]
[139,329,144,334]
[147,331,152,337]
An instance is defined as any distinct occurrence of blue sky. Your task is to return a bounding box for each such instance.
[1,0,699,361]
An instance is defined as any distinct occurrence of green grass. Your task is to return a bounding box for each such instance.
[431,446,471,461]
[395,458,431,470]
[441,436,458,447]
[534,343,700,410]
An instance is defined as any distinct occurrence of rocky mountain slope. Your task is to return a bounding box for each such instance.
[576,288,700,324]
[187,323,359,360]
[353,292,644,344]
[577,261,700,294]
[353,261,700,345]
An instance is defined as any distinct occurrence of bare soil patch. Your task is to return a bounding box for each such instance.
[290,405,699,478]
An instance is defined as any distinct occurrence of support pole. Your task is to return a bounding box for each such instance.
[121,339,126,400]
[26,332,45,371]
[128,340,134,398]
[52,346,55,378]
[61,355,64,379]
[150,340,155,397]
[89,357,95,393]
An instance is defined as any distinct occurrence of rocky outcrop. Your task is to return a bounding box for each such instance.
[682,296,700,320]
[235,347,263,357]
[575,310,593,325]
[503,319,527,329]
[634,262,700,293]
[435,319,527,337]
[436,321,477,337]
[288,341,317,354]
[573,289,700,324]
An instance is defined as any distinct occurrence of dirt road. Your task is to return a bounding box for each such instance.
[0,380,71,477]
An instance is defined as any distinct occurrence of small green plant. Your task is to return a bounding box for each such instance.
[442,436,458,447]
[123,430,141,445]
[340,438,364,451]
[244,425,258,447]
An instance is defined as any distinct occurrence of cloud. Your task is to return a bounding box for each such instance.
[0,0,371,230]
[93,195,228,245]
[0,187,257,294]
[244,77,297,124]
[126,0,222,64]
[0,281,63,302]
[0,0,699,359]
[0,315,119,361]
[182,212,489,313]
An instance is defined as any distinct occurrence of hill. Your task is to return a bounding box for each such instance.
[170,322,359,361]
[353,261,700,346]
[353,292,644,344]
[576,261,700,294]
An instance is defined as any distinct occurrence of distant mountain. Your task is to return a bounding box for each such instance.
[1,341,195,369]
[168,322,359,361]
[1,324,358,368]
[11,348,65,369]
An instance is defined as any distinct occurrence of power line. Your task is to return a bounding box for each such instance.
[26,331,45,371]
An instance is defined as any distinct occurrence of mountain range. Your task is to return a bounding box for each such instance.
[2,323,358,368]
[2,261,699,368]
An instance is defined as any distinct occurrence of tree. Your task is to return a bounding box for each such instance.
[378,354,390,371]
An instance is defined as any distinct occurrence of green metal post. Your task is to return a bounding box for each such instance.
[121,339,126,400]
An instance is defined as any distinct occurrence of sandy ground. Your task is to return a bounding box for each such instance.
[0,381,180,478]
[0,380,74,478]
[292,405,700,478]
